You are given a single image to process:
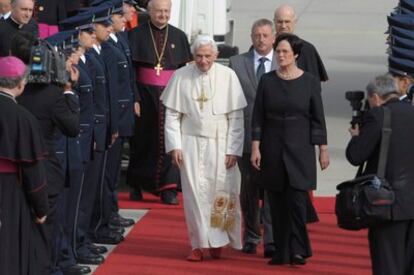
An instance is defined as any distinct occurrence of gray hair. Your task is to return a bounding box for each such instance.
[251,18,275,34]
[366,74,398,97]
[11,0,34,8]
[191,35,217,55]
[0,68,29,89]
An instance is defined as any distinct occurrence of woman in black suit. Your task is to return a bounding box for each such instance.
[251,33,329,265]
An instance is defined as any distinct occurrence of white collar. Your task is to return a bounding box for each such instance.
[0,91,16,103]
[1,11,11,19]
[93,44,101,54]
[253,49,274,63]
[109,33,118,43]
[80,54,86,64]
[400,94,408,100]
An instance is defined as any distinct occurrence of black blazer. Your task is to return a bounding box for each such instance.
[17,83,80,195]
[346,98,414,221]
[252,72,327,192]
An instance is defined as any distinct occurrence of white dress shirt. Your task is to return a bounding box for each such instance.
[253,49,274,74]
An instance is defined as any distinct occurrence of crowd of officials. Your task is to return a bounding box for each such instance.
[0,0,413,275]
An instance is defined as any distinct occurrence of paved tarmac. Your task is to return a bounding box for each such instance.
[229,0,397,195]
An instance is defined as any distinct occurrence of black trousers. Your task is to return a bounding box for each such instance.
[76,151,104,254]
[106,137,124,215]
[268,183,311,263]
[368,220,414,275]
[239,153,273,247]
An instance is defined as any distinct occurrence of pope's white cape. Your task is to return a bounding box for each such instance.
[161,62,247,249]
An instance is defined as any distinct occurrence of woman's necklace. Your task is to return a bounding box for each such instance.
[191,68,216,111]
[276,69,296,80]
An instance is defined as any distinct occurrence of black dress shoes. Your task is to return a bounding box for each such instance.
[61,264,91,275]
[87,243,108,254]
[241,242,257,254]
[129,188,143,201]
[77,253,105,265]
[268,256,284,265]
[161,190,179,205]
[108,224,125,235]
[290,254,306,265]
[110,214,135,227]
[264,245,276,258]
[92,231,124,245]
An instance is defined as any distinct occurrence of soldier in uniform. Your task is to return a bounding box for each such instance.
[60,11,114,261]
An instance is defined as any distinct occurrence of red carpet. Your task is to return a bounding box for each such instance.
[96,194,371,275]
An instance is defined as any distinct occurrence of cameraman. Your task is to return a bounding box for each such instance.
[346,74,414,275]
[10,31,80,274]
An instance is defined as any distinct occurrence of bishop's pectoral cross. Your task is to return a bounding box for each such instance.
[196,89,209,111]
[154,63,163,76]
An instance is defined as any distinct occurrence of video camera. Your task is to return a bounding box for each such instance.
[28,39,70,86]
[345,90,368,127]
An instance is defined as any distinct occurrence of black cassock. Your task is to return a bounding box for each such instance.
[0,17,38,56]
[297,39,329,82]
[127,22,192,193]
[0,92,49,275]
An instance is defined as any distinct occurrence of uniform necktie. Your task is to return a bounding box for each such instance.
[256,57,267,81]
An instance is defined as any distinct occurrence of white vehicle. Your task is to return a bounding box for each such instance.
[170,0,236,52]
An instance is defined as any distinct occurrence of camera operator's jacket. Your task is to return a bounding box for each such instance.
[346,98,414,221]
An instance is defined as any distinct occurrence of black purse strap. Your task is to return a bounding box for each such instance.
[377,106,392,179]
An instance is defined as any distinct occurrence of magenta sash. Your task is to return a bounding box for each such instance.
[38,24,59,39]
[137,67,175,87]
[0,158,17,173]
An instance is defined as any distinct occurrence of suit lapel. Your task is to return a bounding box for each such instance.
[244,51,257,87]
[270,52,277,71]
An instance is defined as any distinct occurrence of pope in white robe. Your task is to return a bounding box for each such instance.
[161,36,247,261]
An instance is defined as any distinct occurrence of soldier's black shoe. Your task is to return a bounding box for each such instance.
[108,224,125,235]
[161,190,179,205]
[129,189,143,201]
[109,214,135,227]
[76,253,105,265]
[92,231,124,245]
[87,244,107,254]
[61,264,91,275]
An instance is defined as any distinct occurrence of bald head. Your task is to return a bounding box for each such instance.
[148,0,171,28]
[274,4,297,35]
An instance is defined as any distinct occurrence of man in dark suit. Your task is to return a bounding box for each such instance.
[0,0,38,56]
[0,0,11,19]
[346,74,414,275]
[273,4,328,82]
[229,18,275,257]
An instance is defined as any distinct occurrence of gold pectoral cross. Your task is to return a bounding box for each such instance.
[196,89,209,111]
[154,63,163,76]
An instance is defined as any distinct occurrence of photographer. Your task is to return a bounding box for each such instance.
[10,31,80,274]
[346,74,414,275]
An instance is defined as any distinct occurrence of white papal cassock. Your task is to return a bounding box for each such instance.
[161,63,247,249]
